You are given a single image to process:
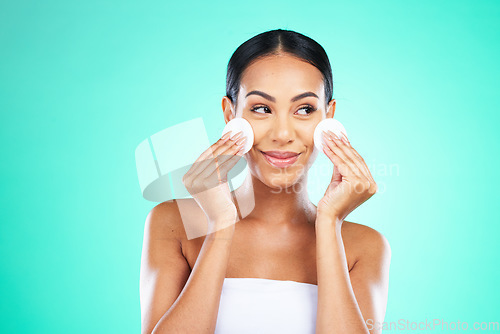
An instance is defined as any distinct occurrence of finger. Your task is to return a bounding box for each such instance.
[322,139,354,180]
[323,144,372,195]
[201,137,246,182]
[188,131,244,177]
[326,131,374,182]
[330,163,342,188]
[206,147,246,184]
[183,131,232,180]
[337,132,376,183]
[197,131,232,162]
[323,132,364,179]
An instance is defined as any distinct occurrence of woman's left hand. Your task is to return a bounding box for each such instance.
[316,130,378,224]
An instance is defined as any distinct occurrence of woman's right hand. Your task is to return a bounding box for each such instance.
[182,130,247,233]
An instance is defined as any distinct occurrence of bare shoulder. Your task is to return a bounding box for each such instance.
[341,220,391,261]
[145,200,185,242]
[145,198,204,242]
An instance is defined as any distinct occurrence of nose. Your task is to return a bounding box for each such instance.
[269,113,295,145]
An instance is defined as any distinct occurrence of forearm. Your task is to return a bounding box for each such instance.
[152,225,235,334]
[315,216,369,334]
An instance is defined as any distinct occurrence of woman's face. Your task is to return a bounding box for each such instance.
[224,54,336,191]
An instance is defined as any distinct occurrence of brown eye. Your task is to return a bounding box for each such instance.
[250,105,271,114]
[296,105,317,116]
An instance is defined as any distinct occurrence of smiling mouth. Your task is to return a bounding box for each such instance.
[260,151,301,168]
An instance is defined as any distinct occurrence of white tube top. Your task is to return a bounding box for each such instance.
[214,277,318,334]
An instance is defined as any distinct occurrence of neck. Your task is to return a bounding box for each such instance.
[233,171,317,229]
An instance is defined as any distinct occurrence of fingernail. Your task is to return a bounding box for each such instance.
[324,131,336,141]
[235,136,246,146]
[231,131,243,140]
[322,132,333,145]
[328,130,339,140]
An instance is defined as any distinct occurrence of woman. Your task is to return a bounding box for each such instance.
[140,29,391,334]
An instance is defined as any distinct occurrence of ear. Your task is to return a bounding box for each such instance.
[326,99,336,119]
[222,96,236,124]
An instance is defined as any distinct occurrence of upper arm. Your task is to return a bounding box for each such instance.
[140,200,191,334]
[348,226,391,333]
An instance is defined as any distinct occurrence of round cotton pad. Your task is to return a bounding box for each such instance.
[221,117,254,154]
[313,118,348,152]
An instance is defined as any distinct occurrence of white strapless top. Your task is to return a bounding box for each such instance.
[214,277,318,334]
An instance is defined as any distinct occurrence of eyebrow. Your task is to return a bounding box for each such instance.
[245,90,319,103]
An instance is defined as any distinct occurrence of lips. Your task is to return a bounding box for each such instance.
[261,150,300,168]
[262,150,300,158]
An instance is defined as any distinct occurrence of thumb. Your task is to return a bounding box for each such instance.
[331,164,342,188]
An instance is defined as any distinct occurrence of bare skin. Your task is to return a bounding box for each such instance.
[140,53,390,334]
[178,196,364,286]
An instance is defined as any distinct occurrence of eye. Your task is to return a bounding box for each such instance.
[295,105,317,116]
[250,104,318,115]
[250,105,271,114]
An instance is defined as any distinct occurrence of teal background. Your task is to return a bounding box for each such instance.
[1,0,499,333]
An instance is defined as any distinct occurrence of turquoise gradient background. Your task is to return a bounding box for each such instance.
[1,0,499,333]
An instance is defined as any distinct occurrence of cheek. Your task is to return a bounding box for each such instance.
[247,122,267,146]
[300,123,318,147]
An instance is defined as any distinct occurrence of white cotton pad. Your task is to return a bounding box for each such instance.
[221,117,254,154]
[313,118,348,152]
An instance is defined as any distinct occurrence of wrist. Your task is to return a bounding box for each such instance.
[315,214,343,233]
[207,223,235,241]
[316,211,343,224]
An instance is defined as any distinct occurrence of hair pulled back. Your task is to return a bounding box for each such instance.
[226,29,334,110]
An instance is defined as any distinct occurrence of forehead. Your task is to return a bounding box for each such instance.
[239,54,325,101]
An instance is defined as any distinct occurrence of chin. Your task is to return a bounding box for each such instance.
[260,166,309,192]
